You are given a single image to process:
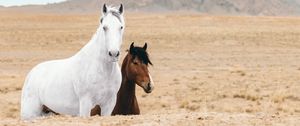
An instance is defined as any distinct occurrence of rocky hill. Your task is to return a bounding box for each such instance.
[3,0,300,16]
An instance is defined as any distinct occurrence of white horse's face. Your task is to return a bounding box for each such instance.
[101,4,125,62]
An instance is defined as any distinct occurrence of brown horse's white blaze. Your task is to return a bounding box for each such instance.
[148,73,154,92]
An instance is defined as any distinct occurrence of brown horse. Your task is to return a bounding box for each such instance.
[91,42,154,115]
[112,42,154,115]
[43,42,154,116]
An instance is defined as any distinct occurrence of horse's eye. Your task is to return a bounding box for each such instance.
[103,26,108,31]
[120,26,123,30]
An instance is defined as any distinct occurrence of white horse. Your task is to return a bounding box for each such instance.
[21,4,125,120]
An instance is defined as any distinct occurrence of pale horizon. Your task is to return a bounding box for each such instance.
[0,0,66,7]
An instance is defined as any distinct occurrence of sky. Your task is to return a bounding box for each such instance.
[0,0,66,7]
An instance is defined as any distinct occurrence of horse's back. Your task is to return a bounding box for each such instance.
[23,59,69,88]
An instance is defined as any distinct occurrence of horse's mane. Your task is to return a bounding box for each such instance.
[129,47,153,66]
[105,5,119,12]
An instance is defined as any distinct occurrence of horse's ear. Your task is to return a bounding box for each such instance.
[130,42,134,52]
[119,4,123,14]
[103,4,107,14]
[143,43,147,50]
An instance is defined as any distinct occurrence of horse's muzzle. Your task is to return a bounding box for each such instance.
[108,50,120,62]
[144,83,154,93]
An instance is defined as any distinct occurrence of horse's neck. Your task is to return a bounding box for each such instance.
[115,76,138,113]
[112,54,140,115]
[119,77,136,99]
[74,28,113,70]
[77,28,104,60]
[117,55,138,109]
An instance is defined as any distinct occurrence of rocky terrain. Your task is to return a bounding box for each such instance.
[3,0,300,16]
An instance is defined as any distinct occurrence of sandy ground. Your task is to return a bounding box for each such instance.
[0,11,300,125]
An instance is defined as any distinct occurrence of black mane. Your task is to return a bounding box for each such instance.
[129,47,153,66]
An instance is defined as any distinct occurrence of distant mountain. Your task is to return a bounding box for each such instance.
[3,0,300,16]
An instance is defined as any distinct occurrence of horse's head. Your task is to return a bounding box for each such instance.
[100,4,125,62]
[123,42,154,93]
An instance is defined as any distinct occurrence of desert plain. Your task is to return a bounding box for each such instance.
[0,10,300,125]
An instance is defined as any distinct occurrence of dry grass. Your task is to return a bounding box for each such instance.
[0,10,300,125]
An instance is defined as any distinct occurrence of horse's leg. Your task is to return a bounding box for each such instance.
[79,97,93,117]
[100,96,117,116]
[21,96,43,120]
[100,104,114,116]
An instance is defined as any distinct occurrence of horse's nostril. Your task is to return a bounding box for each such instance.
[109,51,120,57]
[147,83,151,90]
